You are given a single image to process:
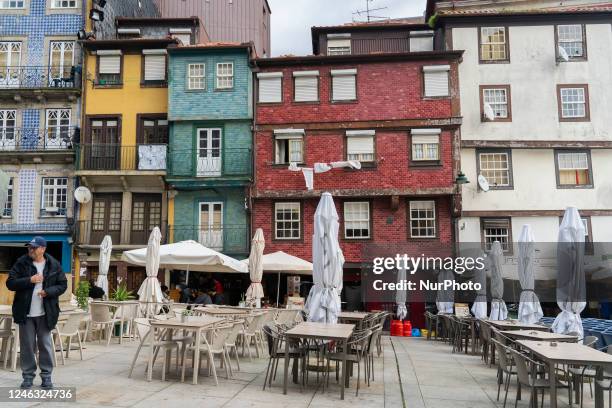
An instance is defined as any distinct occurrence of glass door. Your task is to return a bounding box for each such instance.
[196,128,222,177]
[198,202,223,250]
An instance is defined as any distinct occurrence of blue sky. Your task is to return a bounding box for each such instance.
[267,0,427,56]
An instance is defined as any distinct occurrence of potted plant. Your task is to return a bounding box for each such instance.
[76,281,90,311]
[180,309,193,323]
[110,284,135,302]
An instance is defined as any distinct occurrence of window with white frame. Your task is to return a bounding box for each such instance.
[559,86,588,119]
[0,0,24,8]
[41,177,68,216]
[411,129,440,162]
[275,202,301,239]
[97,50,122,85]
[216,62,234,89]
[346,130,374,162]
[142,50,166,83]
[482,86,510,119]
[258,72,282,103]
[45,109,71,148]
[557,25,585,59]
[52,0,76,8]
[331,69,357,101]
[169,28,192,45]
[2,178,12,217]
[556,151,591,187]
[293,71,319,102]
[187,63,205,90]
[344,201,370,239]
[480,27,508,61]
[327,37,351,55]
[274,130,304,164]
[482,218,511,252]
[423,65,450,97]
[478,151,512,187]
[409,201,436,238]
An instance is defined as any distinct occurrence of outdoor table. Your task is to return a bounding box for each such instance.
[91,300,140,344]
[487,319,550,331]
[147,315,225,384]
[500,330,578,343]
[516,339,612,408]
[283,322,355,400]
[338,312,369,328]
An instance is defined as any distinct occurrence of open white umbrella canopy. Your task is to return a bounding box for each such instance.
[552,207,586,338]
[122,240,248,273]
[489,241,508,320]
[396,267,408,320]
[97,235,112,299]
[436,269,454,314]
[246,228,265,305]
[137,227,164,316]
[518,225,543,324]
[305,192,344,324]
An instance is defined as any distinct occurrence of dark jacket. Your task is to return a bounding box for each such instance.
[88,285,105,299]
[6,253,68,329]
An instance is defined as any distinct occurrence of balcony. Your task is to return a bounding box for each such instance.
[75,220,168,247]
[170,224,249,255]
[76,144,167,171]
[167,147,252,186]
[0,66,81,100]
[0,127,77,164]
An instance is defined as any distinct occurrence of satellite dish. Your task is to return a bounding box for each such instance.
[74,186,92,204]
[478,175,490,192]
[484,103,495,121]
[558,46,570,62]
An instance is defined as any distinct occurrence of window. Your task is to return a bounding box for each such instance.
[142,50,166,84]
[411,129,440,162]
[258,72,282,103]
[97,50,122,85]
[557,25,586,60]
[45,109,71,149]
[187,63,205,90]
[327,37,351,55]
[410,31,434,52]
[346,130,374,163]
[409,201,436,238]
[293,71,319,102]
[331,69,357,101]
[52,0,76,7]
[0,109,16,150]
[275,202,301,240]
[480,27,509,62]
[555,150,592,187]
[2,178,12,217]
[0,1,24,8]
[581,217,594,255]
[478,150,513,188]
[423,65,450,97]
[481,85,511,121]
[169,28,192,45]
[558,85,589,121]
[41,178,68,216]
[216,63,234,89]
[274,130,304,164]
[481,218,512,252]
[344,202,370,239]
[138,116,168,144]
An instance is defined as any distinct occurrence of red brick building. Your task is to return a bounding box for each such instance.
[251,23,464,310]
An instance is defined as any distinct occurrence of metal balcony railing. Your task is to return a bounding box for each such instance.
[170,224,250,254]
[0,66,81,89]
[0,127,77,151]
[168,147,252,177]
[76,144,168,171]
[75,220,168,246]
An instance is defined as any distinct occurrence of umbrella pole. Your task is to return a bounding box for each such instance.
[276,271,280,308]
[185,267,190,287]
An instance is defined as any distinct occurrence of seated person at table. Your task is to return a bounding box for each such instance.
[160,285,170,301]
[193,290,212,305]
[88,279,105,299]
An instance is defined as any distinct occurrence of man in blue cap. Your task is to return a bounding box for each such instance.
[6,236,67,389]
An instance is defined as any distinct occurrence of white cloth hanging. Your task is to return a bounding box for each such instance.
[314,163,332,173]
[330,160,361,170]
[302,168,314,190]
[288,162,301,172]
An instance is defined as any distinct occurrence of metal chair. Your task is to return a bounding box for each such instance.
[262,324,306,391]
[491,338,517,408]
[568,342,612,408]
[323,329,372,396]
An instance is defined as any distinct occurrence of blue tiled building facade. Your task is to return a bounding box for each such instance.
[0,0,84,277]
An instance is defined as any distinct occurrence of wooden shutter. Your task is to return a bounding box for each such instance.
[331,69,357,101]
[144,54,166,81]
[258,73,282,103]
[99,55,121,74]
[294,71,318,102]
[423,65,450,97]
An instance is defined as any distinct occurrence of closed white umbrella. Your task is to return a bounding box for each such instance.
[471,265,487,319]
[0,170,9,210]
[552,207,586,338]
[97,235,112,299]
[137,227,164,317]
[396,267,407,320]
[436,269,454,314]
[489,241,508,320]
[518,225,543,324]
[305,192,344,324]
[246,228,265,307]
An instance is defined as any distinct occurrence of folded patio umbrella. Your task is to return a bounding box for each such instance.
[471,265,487,319]
[489,241,508,320]
[517,225,543,324]
[396,266,408,320]
[552,207,586,339]
[246,228,265,307]
[137,227,164,317]
[97,235,112,299]
[436,269,454,314]
[0,170,9,210]
[305,192,344,324]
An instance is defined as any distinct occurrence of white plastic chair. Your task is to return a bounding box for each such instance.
[224,321,244,373]
[182,324,233,385]
[128,318,181,381]
[53,313,86,365]
[0,317,16,370]
[90,303,119,346]
[238,313,266,360]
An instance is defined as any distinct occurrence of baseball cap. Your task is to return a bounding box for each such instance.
[26,236,47,248]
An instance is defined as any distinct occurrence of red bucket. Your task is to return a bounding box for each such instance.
[403,321,413,337]
[391,320,404,336]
